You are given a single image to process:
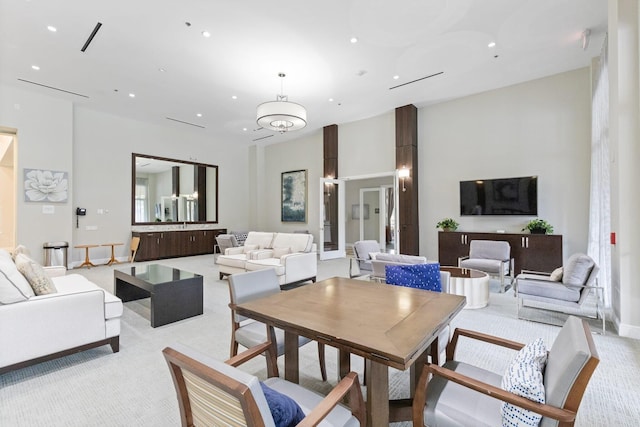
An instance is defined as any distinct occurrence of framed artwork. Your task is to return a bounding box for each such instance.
[281,169,307,222]
[23,169,69,203]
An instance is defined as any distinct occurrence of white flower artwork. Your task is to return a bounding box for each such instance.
[24,169,69,203]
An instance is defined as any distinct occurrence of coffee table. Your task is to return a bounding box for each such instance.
[114,264,203,327]
[441,266,490,309]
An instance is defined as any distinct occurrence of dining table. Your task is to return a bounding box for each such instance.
[235,276,466,427]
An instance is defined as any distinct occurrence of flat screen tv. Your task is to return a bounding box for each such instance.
[460,176,538,216]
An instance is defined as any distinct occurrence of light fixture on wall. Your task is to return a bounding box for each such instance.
[257,73,307,133]
[398,167,410,192]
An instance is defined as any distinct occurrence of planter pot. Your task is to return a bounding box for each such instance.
[530,229,547,234]
[442,228,456,232]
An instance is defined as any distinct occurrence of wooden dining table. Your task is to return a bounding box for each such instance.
[235,276,466,427]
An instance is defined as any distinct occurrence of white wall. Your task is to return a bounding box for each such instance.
[338,111,396,176]
[258,131,323,244]
[72,107,250,263]
[0,84,74,263]
[419,68,592,261]
[0,83,250,264]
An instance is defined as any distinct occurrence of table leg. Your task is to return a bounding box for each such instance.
[77,247,96,268]
[107,245,120,265]
[366,359,389,427]
[284,330,299,384]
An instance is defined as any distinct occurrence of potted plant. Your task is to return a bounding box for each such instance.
[436,218,459,232]
[522,219,554,235]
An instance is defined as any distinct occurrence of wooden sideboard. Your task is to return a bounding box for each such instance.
[438,231,563,274]
[132,229,226,261]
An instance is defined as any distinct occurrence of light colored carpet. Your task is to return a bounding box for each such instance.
[1,255,639,426]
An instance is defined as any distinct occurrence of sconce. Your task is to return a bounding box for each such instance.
[398,167,410,192]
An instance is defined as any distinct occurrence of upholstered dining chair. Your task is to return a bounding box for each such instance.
[459,239,514,292]
[515,253,605,333]
[412,315,599,427]
[228,269,327,381]
[384,263,452,365]
[163,342,365,427]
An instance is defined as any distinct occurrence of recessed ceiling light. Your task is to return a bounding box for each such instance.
[242,127,247,131]
[128,93,135,98]
[488,42,496,48]
[350,37,358,44]
[31,65,40,70]
[158,67,166,72]
[196,113,202,117]
[47,26,57,32]
[231,95,237,100]
[393,75,400,80]
[202,30,211,38]
[328,98,334,102]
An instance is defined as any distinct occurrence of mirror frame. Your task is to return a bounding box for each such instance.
[131,153,219,225]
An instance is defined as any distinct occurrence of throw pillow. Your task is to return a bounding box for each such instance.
[549,267,563,282]
[385,263,441,292]
[11,244,30,260]
[501,338,548,427]
[14,254,58,296]
[562,253,594,287]
[272,247,291,258]
[260,382,305,427]
[0,249,35,303]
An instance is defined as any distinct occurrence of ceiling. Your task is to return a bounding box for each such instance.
[0,0,607,146]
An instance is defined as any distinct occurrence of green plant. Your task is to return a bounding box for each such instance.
[522,219,554,234]
[436,218,459,231]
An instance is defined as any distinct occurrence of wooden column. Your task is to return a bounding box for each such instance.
[323,125,338,250]
[396,105,419,255]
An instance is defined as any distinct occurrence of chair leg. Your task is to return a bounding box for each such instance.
[318,342,327,381]
[230,339,239,358]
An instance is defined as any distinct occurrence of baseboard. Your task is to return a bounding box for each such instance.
[613,312,640,339]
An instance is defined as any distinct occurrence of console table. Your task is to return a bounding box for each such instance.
[438,231,562,274]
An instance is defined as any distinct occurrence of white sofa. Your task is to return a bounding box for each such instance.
[0,249,122,373]
[216,231,317,286]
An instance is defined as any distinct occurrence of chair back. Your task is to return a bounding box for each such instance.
[385,263,442,292]
[468,240,510,261]
[575,264,600,306]
[228,269,281,324]
[216,234,238,254]
[353,240,380,270]
[129,237,140,262]
[541,316,599,427]
[163,343,274,427]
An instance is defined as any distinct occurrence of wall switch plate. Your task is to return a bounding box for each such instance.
[42,205,55,214]
[85,225,98,231]
[97,209,104,214]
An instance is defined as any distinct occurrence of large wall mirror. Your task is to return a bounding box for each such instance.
[131,153,218,225]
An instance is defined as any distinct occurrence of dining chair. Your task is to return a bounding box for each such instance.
[412,315,599,427]
[163,341,365,427]
[228,269,327,381]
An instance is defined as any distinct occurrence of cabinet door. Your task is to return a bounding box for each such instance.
[438,232,468,266]
[517,234,563,273]
[136,233,160,261]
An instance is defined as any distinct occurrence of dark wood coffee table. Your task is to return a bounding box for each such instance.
[114,264,203,327]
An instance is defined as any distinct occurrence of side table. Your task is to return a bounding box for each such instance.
[441,266,490,309]
[75,244,99,268]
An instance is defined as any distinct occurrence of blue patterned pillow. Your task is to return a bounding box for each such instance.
[260,382,305,427]
[501,338,548,427]
[385,263,441,291]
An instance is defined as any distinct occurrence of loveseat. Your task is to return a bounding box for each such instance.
[216,231,317,286]
[0,248,122,373]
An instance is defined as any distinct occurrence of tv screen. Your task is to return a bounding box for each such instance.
[460,176,537,216]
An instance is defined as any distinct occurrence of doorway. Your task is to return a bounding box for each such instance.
[0,132,16,249]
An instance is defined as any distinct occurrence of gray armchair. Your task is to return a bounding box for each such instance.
[412,316,599,427]
[515,253,605,333]
[459,240,513,292]
[349,240,381,278]
[215,234,238,255]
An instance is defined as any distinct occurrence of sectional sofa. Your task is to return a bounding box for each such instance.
[0,248,122,373]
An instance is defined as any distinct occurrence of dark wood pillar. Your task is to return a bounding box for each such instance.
[323,125,338,250]
[396,105,419,255]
